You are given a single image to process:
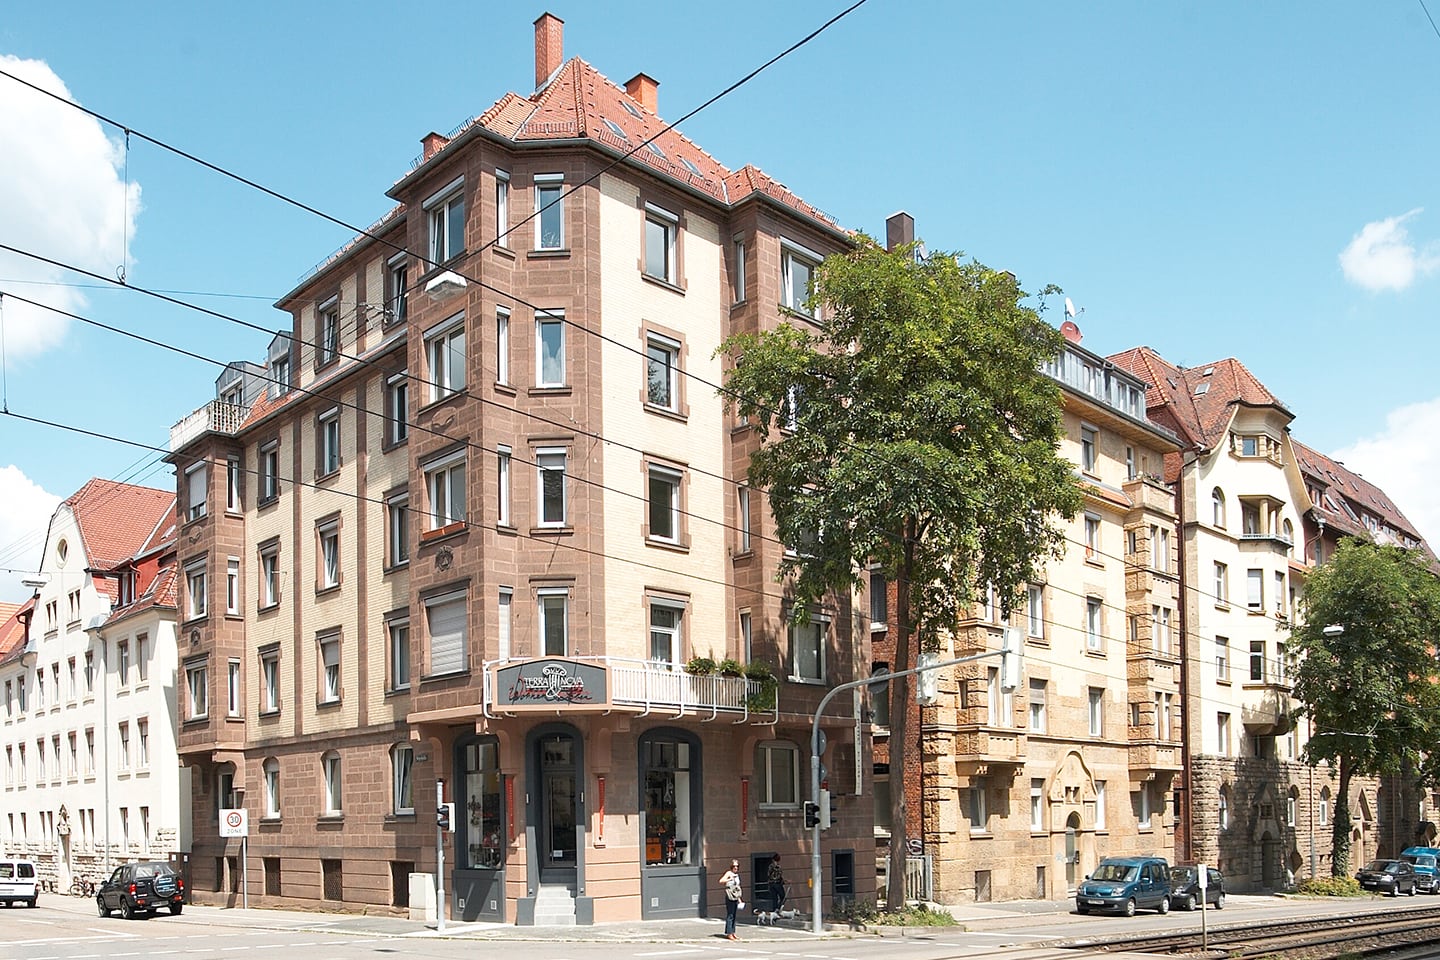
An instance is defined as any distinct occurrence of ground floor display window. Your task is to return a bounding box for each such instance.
[643,734,693,866]
[461,738,503,869]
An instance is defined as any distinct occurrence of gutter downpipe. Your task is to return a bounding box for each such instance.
[1177,450,1200,864]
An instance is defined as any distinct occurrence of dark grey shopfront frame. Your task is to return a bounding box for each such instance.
[517,722,592,925]
[451,733,505,922]
[638,727,706,918]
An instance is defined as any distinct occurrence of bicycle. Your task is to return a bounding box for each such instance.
[69,877,95,897]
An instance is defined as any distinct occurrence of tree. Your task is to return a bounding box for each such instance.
[721,237,1084,909]
[1291,539,1440,876]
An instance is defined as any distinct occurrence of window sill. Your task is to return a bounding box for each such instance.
[260,816,282,824]
[731,298,748,309]
[385,812,417,823]
[789,676,827,686]
[384,685,411,699]
[496,523,518,537]
[418,389,466,417]
[421,668,471,684]
[225,508,243,517]
[383,560,411,576]
[643,402,688,423]
[1084,557,1105,569]
[641,273,686,295]
[179,515,208,533]
[496,381,517,398]
[527,248,571,260]
[779,305,820,326]
[317,698,342,710]
[258,602,281,615]
[1084,647,1107,659]
[1217,678,1232,686]
[528,385,572,397]
[258,708,281,719]
[492,245,516,261]
[315,584,342,598]
[183,614,209,626]
[183,715,210,725]
[1215,602,1231,611]
[315,467,342,484]
[317,814,345,824]
[730,549,753,562]
[530,525,574,537]
[420,522,467,544]
[258,495,281,511]
[645,538,690,554]
[380,436,409,454]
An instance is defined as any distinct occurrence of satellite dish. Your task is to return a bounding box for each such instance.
[913,241,928,262]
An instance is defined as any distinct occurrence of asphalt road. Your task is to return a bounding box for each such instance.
[3,889,1439,960]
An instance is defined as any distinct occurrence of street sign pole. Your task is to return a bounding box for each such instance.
[436,779,446,933]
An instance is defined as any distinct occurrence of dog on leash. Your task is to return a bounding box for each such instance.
[753,907,798,925]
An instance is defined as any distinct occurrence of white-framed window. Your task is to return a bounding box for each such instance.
[1125,445,1136,480]
[118,722,130,771]
[869,567,887,627]
[426,178,465,264]
[537,448,567,526]
[318,408,340,475]
[424,313,466,402]
[387,494,409,568]
[137,717,148,768]
[539,588,569,657]
[1027,584,1044,638]
[647,464,681,543]
[84,728,94,775]
[317,299,339,366]
[534,173,564,250]
[649,601,684,666]
[423,450,467,530]
[386,254,408,326]
[497,588,513,660]
[740,610,753,662]
[270,349,291,396]
[186,662,208,720]
[226,558,240,615]
[1241,434,1259,457]
[1152,605,1171,655]
[186,462,207,522]
[1319,790,1329,826]
[1150,525,1169,573]
[385,372,409,445]
[259,544,279,609]
[738,486,752,553]
[1030,779,1045,831]
[1155,692,1172,740]
[1095,780,1107,830]
[780,240,819,317]
[494,169,510,247]
[1217,712,1231,756]
[643,203,678,282]
[1028,679,1047,732]
[388,618,410,692]
[1216,636,1230,680]
[1212,487,1226,527]
[756,741,799,807]
[1088,687,1104,736]
[1286,794,1297,827]
[319,635,341,704]
[969,778,989,834]
[185,559,208,620]
[1085,597,1103,651]
[1246,568,1263,611]
[117,640,131,686]
[263,758,280,818]
[987,666,1014,727]
[260,648,280,713]
[536,309,565,387]
[1275,571,1286,616]
[318,520,340,589]
[226,658,241,718]
[645,335,679,410]
[1249,640,1266,682]
[732,236,747,303]
[226,457,241,512]
[790,612,826,682]
[260,441,280,502]
[1080,424,1097,473]
[496,446,512,526]
[425,590,468,676]
[322,751,343,816]
[1083,514,1100,558]
[392,744,415,815]
[1214,561,1229,603]
[496,306,511,385]
[1135,783,1153,828]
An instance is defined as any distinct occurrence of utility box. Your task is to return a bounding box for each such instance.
[408,872,437,923]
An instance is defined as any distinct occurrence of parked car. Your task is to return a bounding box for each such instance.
[1357,859,1418,897]
[1168,865,1225,910]
[0,859,39,908]
[1076,856,1172,916]
[97,861,185,919]
[1400,847,1440,894]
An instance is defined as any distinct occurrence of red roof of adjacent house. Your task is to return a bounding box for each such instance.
[1291,437,1429,551]
[59,478,176,579]
[0,598,34,666]
[1108,347,1290,452]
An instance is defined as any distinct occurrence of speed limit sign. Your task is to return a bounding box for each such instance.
[219,808,249,838]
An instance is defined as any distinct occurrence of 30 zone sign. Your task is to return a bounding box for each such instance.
[219,808,249,838]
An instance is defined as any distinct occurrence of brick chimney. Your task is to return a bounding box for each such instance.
[624,73,659,114]
[885,211,914,252]
[534,13,564,90]
[421,132,449,162]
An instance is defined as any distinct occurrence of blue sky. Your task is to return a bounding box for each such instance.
[2,1,1438,600]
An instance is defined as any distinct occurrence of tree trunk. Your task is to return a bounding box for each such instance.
[886,520,916,910]
[1332,758,1354,877]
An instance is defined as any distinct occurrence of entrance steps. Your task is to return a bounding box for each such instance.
[533,882,577,925]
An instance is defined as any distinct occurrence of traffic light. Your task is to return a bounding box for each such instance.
[819,788,832,830]
[1000,626,1023,693]
[804,801,820,829]
[916,650,940,705]
[437,801,455,832]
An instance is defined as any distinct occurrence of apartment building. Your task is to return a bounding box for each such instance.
[870,322,1182,904]
[166,13,874,923]
[0,479,179,887]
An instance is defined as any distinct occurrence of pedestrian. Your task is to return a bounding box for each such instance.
[767,853,787,913]
[720,858,743,939]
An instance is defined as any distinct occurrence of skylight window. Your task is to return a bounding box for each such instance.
[601,118,630,142]
[1202,367,1215,376]
[1194,382,1210,395]
[646,142,666,159]
[679,156,701,176]
[621,100,643,119]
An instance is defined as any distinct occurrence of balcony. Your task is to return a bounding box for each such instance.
[483,656,778,724]
[1240,531,1294,554]
[1128,740,1183,774]
[951,727,1026,771]
[170,400,249,451]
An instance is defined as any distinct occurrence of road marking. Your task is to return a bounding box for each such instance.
[636,951,706,957]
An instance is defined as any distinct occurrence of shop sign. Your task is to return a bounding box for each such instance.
[494,658,608,709]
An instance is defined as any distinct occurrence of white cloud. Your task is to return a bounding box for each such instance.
[0,465,61,603]
[0,55,140,358]
[1338,209,1440,292]
[1333,397,1440,550]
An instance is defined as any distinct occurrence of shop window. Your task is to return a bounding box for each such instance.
[642,734,694,866]
[460,739,503,869]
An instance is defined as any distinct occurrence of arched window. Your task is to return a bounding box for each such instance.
[321,750,342,816]
[1283,519,1294,555]
[1320,788,1331,826]
[1212,488,1226,528]
[869,664,891,729]
[263,757,280,818]
[1218,786,1231,830]
[1287,787,1299,827]
[391,744,414,815]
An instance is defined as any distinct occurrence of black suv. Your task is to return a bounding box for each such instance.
[1358,859,1418,897]
[97,862,185,919]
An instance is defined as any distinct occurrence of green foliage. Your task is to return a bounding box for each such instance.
[743,661,777,711]
[717,658,744,677]
[1295,875,1363,897]
[684,656,716,675]
[1291,540,1440,875]
[828,899,957,926]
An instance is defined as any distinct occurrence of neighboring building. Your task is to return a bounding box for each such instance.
[0,479,178,887]
[871,319,1182,904]
[167,12,874,923]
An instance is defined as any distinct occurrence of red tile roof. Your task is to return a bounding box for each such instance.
[1291,437,1430,552]
[0,598,34,666]
[105,564,178,629]
[62,479,176,572]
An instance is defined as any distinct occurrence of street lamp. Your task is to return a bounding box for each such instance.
[1322,624,1344,637]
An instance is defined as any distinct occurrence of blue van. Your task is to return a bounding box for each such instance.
[1076,856,1172,916]
[1400,847,1440,894]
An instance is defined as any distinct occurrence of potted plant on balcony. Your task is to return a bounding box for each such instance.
[717,658,745,678]
[743,660,778,712]
[684,656,716,676]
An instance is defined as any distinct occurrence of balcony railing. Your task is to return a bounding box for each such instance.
[170,400,250,451]
[483,656,778,723]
